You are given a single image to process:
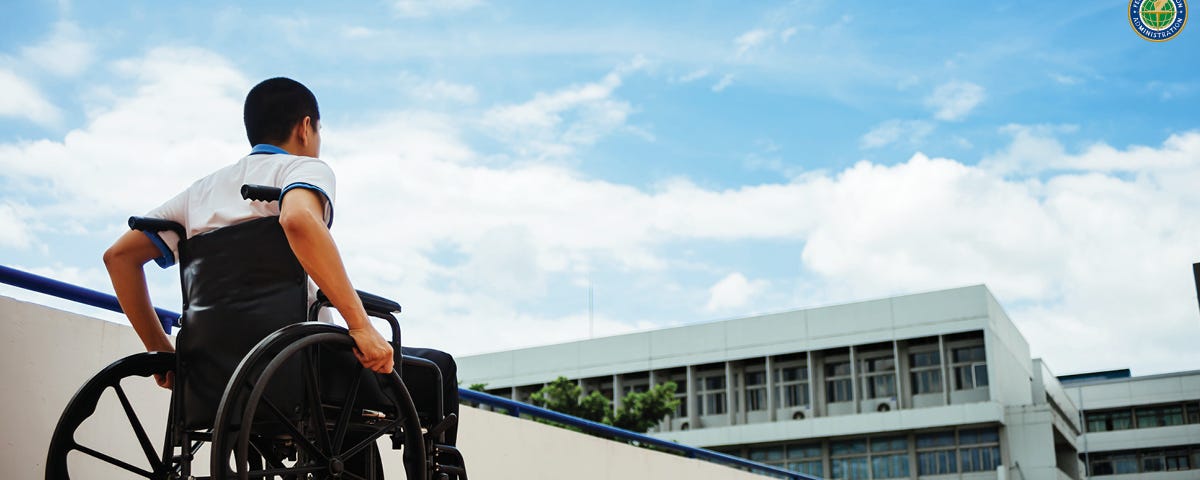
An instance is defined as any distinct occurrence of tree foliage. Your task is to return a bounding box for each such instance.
[610,381,680,432]
[528,376,680,433]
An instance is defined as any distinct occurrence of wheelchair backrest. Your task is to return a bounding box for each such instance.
[175,215,310,429]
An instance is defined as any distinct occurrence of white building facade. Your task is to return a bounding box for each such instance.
[1062,369,1200,478]
[457,285,1200,479]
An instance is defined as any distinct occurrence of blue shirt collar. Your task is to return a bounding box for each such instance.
[250,144,290,155]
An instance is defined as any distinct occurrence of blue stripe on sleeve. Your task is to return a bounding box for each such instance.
[281,182,335,228]
[141,230,176,269]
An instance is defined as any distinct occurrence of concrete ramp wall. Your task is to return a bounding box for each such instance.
[1,295,766,479]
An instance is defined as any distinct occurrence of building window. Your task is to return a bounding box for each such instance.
[959,427,1001,472]
[1165,450,1190,470]
[1086,409,1133,432]
[748,445,785,466]
[870,436,909,478]
[826,361,853,403]
[1089,457,1113,476]
[746,443,821,476]
[916,431,957,475]
[1112,455,1138,474]
[1136,405,1185,428]
[774,364,810,408]
[910,351,943,394]
[1089,447,1200,476]
[861,356,897,399]
[745,371,767,411]
[951,346,988,390]
[1188,402,1200,424]
[830,439,869,480]
[699,374,726,416]
[786,444,822,477]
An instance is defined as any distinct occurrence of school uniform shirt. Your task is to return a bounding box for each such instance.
[141,144,335,316]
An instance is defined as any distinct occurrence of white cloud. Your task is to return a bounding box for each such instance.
[926,81,986,121]
[1049,73,1081,86]
[677,68,710,83]
[705,273,769,312]
[0,69,61,125]
[780,27,798,42]
[21,21,94,76]
[480,62,641,160]
[0,203,33,248]
[735,28,771,57]
[0,47,248,224]
[860,119,935,149]
[712,74,735,92]
[392,0,482,18]
[398,73,479,103]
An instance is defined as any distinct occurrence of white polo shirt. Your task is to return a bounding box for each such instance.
[143,144,335,268]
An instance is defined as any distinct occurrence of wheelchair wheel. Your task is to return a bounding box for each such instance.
[46,351,177,479]
[210,322,427,480]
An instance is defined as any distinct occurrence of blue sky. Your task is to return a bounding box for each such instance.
[1,1,1198,376]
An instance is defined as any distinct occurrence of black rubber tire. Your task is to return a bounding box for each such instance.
[210,322,427,480]
[45,351,177,479]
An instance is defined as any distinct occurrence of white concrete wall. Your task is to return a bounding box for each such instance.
[1065,370,1200,411]
[1003,405,1068,480]
[984,292,1035,410]
[1,295,770,480]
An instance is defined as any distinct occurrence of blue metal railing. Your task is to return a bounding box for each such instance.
[0,264,178,333]
[0,264,818,480]
[458,389,818,479]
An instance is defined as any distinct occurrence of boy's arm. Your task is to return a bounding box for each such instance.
[104,230,174,353]
[279,188,395,374]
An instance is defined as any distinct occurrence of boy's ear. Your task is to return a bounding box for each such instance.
[295,116,314,145]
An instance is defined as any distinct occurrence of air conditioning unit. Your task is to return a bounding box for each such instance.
[873,398,898,413]
[780,405,813,421]
[670,417,690,431]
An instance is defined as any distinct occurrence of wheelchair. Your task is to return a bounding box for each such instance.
[45,185,466,480]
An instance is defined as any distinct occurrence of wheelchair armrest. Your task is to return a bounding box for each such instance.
[316,289,401,316]
[312,289,403,345]
[128,216,185,238]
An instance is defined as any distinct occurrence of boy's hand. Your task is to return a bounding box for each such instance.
[154,371,175,389]
[349,327,394,374]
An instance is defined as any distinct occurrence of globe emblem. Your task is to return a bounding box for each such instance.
[1141,0,1178,30]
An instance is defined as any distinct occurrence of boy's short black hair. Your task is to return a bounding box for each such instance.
[243,77,320,146]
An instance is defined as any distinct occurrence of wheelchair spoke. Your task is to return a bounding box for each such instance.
[113,383,163,472]
[342,471,369,480]
[331,363,363,453]
[257,393,328,461]
[303,346,332,453]
[74,443,155,478]
[339,416,403,461]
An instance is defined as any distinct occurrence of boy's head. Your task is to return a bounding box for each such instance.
[243,77,320,148]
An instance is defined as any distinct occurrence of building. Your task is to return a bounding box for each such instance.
[1062,369,1200,477]
[457,285,1200,479]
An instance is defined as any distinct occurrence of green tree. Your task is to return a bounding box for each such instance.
[530,377,680,434]
[610,381,680,433]
[529,376,609,422]
[467,383,488,392]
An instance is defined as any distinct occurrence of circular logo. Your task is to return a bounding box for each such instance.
[1130,0,1188,42]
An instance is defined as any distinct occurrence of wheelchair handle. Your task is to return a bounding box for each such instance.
[128,216,185,238]
[241,184,282,202]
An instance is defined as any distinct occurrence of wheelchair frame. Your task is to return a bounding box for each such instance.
[45,185,465,480]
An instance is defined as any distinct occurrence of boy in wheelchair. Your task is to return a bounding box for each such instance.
[99,77,460,478]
